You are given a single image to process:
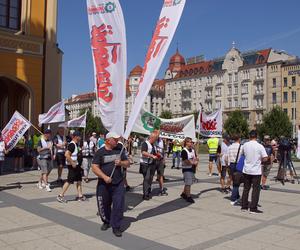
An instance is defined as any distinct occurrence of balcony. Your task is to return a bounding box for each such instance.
[254,90,264,97]
[205,84,213,90]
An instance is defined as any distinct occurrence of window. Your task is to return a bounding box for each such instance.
[292,108,297,119]
[272,78,276,88]
[228,85,232,95]
[242,98,248,108]
[283,92,288,103]
[284,77,288,87]
[260,68,263,77]
[283,108,288,114]
[292,91,297,102]
[234,85,238,95]
[216,87,221,97]
[0,0,21,30]
[234,72,238,82]
[272,93,277,104]
[292,76,296,86]
[242,84,248,94]
[228,73,232,82]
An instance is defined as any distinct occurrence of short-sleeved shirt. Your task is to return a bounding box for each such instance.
[37,139,52,159]
[242,140,268,175]
[220,142,229,166]
[92,146,128,185]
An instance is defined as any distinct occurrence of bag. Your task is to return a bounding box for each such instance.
[232,171,244,186]
[139,163,148,175]
[236,155,245,173]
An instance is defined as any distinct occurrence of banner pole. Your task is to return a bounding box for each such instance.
[31,124,43,135]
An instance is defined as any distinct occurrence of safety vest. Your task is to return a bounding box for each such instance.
[56,135,66,153]
[182,147,196,170]
[172,142,182,152]
[66,141,78,165]
[207,137,219,154]
[38,138,52,160]
[140,140,156,164]
[82,140,95,157]
[33,135,40,149]
[16,136,25,149]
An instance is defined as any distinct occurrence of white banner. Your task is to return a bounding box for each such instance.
[132,109,195,141]
[297,130,300,159]
[87,0,127,135]
[38,100,65,126]
[197,109,223,138]
[124,0,186,139]
[60,112,87,128]
[1,111,31,151]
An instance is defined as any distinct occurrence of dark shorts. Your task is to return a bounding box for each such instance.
[221,165,229,178]
[262,164,272,177]
[156,160,165,176]
[67,165,83,184]
[13,148,24,158]
[209,154,217,162]
[56,153,66,166]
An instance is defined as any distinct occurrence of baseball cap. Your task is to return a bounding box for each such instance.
[44,129,52,134]
[73,131,81,137]
[264,135,271,140]
[106,131,120,139]
[92,132,96,136]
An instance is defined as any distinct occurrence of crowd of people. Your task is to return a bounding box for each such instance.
[0,127,298,237]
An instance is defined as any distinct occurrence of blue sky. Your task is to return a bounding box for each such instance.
[58,0,300,98]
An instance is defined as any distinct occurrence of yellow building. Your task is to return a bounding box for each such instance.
[281,59,300,137]
[0,0,62,128]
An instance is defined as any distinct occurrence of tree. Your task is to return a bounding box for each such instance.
[257,106,292,139]
[224,110,249,138]
[79,109,106,136]
[160,110,172,119]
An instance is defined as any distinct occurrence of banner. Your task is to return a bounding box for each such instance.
[38,100,65,126]
[1,111,31,151]
[87,0,127,135]
[124,0,186,139]
[132,109,195,141]
[197,109,223,137]
[59,112,87,128]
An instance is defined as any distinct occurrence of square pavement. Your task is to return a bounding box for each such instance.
[0,153,300,250]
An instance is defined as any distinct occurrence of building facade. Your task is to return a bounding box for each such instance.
[164,45,295,129]
[0,0,62,128]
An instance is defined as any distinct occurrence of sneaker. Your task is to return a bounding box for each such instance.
[176,167,180,170]
[221,188,229,194]
[125,185,132,192]
[249,209,263,214]
[208,173,212,177]
[77,196,87,201]
[225,186,232,192]
[230,200,237,206]
[101,223,110,231]
[291,179,295,184]
[180,192,187,200]
[143,195,150,201]
[37,182,43,190]
[112,228,122,237]
[261,185,270,190]
[45,184,51,192]
[241,208,248,212]
[171,166,175,169]
[57,195,67,203]
[159,189,168,196]
[186,196,195,203]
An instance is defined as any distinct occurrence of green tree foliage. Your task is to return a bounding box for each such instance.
[257,106,292,139]
[79,109,106,136]
[224,110,249,138]
[160,110,172,119]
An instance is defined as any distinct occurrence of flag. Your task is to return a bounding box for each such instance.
[87,0,127,135]
[61,112,87,128]
[38,100,65,126]
[197,109,223,138]
[124,0,186,139]
[1,111,31,151]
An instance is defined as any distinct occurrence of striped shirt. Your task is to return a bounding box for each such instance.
[227,142,242,164]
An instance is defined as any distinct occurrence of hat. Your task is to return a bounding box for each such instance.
[264,135,271,140]
[44,129,52,134]
[106,131,120,139]
[92,132,97,135]
[73,131,81,137]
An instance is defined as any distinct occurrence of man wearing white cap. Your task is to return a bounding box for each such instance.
[92,132,130,237]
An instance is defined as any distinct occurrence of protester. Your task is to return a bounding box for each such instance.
[171,139,182,169]
[207,136,219,176]
[241,130,268,213]
[220,135,231,193]
[132,137,138,155]
[167,139,173,157]
[97,134,105,149]
[261,135,274,190]
[140,132,159,200]
[37,129,53,192]
[92,132,130,237]
[32,133,41,170]
[53,127,67,184]
[155,135,168,196]
[0,131,7,175]
[227,134,242,205]
[90,132,98,146]
[57,131,86,203]
[14,135,25,172]
[81,136,97,183]
[180,137,199,203]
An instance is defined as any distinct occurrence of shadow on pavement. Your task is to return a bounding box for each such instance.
[0,184,22,191]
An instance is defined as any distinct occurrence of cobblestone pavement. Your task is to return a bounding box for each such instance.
[0,153,300,250]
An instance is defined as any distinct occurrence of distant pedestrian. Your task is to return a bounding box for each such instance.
[81,136,96,183]
[53,127,67,184]
[0,131,7,175]
[171,139,182,169]
[207,136,219,176]
[220,135,231,193]
[261,135,274,190]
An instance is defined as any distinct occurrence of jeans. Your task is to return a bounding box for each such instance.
[241,174,262,210]
[142,163,156,196]
[172,151,181,168]
[82,157,92,177]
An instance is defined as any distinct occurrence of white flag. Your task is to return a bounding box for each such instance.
[38,100,65,126]
[124,0,186,139]
[87,0,127,135]
[67,113,87,128]
[1,111,31,151]
[198,109,223,138]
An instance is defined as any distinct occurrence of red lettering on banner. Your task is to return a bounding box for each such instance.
[200,113,217,131]
[160,122,184,133]
[91,24,121,103]
[3,119,25,145]
[139,16,169,87]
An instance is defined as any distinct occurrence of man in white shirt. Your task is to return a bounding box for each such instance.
[219,135,230,193]
[241,130,268,214]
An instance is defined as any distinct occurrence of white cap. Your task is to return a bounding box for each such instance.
[92,132,97,135]
[106,131,120,139]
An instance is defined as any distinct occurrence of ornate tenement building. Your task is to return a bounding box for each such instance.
[164,45,295,129]
[0,0,62,128]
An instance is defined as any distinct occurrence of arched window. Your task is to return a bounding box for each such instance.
[0,0,21,30]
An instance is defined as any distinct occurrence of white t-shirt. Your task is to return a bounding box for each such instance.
[242,140,268,175]
[220,142,229,166]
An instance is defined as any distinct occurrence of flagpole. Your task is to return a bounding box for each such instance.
[31,123,43,135]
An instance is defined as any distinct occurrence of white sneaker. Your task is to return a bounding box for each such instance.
[230,200,236,206]
[45,184,51,192]
[37,182,43,189]
[208,173,212,177]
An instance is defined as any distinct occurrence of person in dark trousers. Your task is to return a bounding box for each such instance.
[140,132,159,200]
[92,132,130,237]
[53,127,67,184]
[241,130,268,214]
